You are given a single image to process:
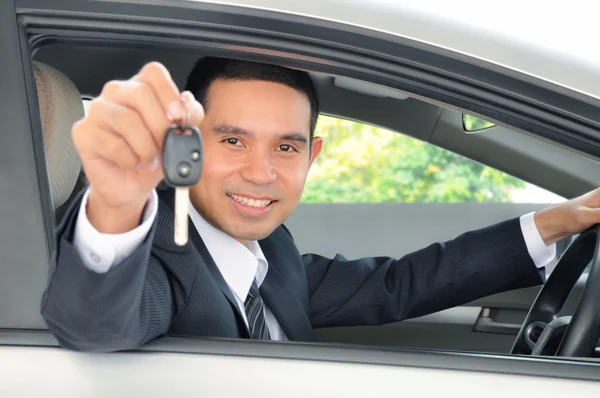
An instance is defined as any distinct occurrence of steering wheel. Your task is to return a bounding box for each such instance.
[511,225,600,357]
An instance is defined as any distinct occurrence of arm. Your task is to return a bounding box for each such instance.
[303,217,544,329]
[41,62,205,352]
[41,188,186,352]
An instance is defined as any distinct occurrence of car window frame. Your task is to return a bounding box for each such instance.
[2,0,600,381]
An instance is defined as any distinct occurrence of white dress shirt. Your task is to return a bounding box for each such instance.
[72,188,556,341]
[73,188,288,340]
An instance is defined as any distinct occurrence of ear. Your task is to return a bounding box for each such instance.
[308,136,323,167]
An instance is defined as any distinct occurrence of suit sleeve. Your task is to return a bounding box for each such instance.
[302,217,545,328]
[40,189,194,352]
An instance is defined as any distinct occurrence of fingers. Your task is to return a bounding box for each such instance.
[80,98,160,167]
[101,62,179,150]
[181,90,205,127]
[132,62,183,121]
[75,61,205,173]
[73,120,139,169]
[102,79,170,150]
[100,63,205,147]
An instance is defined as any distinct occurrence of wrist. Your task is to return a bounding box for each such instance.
[86,189,148,234]
[534,206,569,246]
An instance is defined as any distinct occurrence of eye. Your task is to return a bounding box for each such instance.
[224,138,241,146]
[278,144,296,152]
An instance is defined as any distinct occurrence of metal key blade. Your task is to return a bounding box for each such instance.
[162,97,203,246]
[174,186,190,246]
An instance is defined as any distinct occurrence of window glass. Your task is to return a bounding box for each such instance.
[302,115,565,204]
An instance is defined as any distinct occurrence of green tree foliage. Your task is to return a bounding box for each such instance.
[301,115,525,203]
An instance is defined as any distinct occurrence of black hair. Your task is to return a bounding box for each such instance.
[184,57,319,140]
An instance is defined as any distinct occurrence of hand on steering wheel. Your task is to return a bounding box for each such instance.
[512,225,600,357]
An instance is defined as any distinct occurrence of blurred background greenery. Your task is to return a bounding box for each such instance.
[301,115,526,203]
[463,114,496,132]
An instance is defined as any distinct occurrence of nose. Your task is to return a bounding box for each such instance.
[240,150,277,185]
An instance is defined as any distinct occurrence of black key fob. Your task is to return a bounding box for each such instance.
[162,124,203,187]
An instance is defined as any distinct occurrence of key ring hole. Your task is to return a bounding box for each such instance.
[167,123,197,137]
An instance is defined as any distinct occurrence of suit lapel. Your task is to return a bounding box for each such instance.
[158,188,315,341]
[260,266,316,341]
[159,188,249,338]
[260,236,316,342]
[188,226,245,323]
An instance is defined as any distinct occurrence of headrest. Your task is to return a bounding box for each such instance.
[33,61,83,209]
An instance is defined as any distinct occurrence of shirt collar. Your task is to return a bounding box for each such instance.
[187,199,268,302]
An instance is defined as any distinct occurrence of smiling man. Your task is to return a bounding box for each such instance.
[186,72,321,244]
[41,57,600,351]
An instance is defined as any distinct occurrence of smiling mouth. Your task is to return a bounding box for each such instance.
[227,193,275,208]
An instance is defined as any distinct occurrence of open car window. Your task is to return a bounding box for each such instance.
[3,1,600,397]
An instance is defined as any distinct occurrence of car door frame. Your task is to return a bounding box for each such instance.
[2,0,600,392]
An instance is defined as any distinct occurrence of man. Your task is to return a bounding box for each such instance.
[41,57,599,352]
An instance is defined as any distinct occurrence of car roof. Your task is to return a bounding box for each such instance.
[192,0,600,101]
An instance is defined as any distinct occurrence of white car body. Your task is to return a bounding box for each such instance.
[1,1,600,396]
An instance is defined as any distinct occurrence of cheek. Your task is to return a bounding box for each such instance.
[198,143,236,186]
[277,159,310,196]
[196,155,227,197]
[199,161,232,190]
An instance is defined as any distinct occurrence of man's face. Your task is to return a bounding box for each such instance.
[190,79,322,243]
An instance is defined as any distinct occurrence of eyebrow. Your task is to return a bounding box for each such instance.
[213,124,309,145]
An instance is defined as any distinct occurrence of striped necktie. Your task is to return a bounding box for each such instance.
[244,279,271,340]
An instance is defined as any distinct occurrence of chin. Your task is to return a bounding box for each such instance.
[224,222,277,242]
[239,228,274,242]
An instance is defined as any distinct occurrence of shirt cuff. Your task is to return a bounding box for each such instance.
[519,212,556,268]
[72,188,159,273]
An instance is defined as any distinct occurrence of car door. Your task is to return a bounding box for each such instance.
[2,0,600,396]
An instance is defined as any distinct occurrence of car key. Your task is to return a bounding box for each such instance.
[162,100,203,246]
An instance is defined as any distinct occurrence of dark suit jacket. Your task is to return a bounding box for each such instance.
[41,187,544,352]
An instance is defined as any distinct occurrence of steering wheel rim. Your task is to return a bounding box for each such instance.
[511,224,600,357]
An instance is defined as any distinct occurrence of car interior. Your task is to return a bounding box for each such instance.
[9,40,600,356]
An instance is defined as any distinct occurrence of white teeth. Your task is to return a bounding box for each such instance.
[228,194,272,208]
